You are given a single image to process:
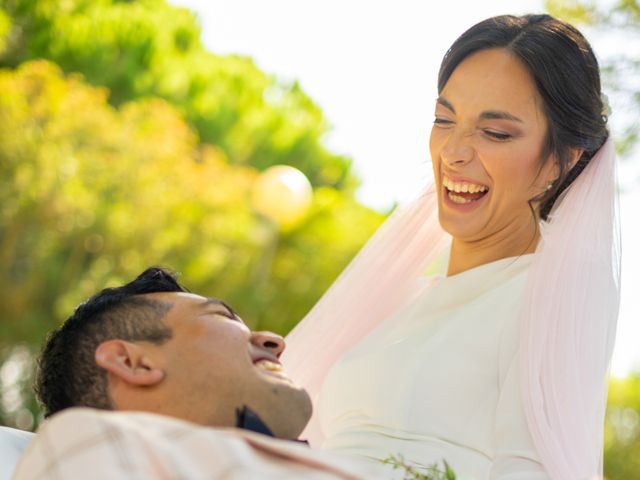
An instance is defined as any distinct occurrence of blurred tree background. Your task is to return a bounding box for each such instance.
[605,375,640,479]
[0,0,384,430]
[1,1,638,478]
[547,0,640,162]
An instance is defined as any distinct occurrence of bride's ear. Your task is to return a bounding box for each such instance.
[544,147,584,188]
[95,340,164,386]
[567,147,584,171]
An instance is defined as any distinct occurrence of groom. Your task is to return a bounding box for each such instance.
[13,267,385,479]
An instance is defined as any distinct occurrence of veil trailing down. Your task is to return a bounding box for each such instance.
[282,183,451,442]
[282,138,620,480]
[519,138,620,479]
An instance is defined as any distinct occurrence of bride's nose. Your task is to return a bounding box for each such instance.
[441,130,474,167]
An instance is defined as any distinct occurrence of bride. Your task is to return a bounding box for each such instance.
[283,14,620,480]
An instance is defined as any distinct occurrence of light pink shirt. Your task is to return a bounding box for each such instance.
[13,408,388,479]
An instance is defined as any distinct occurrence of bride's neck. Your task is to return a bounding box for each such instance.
[447,220,540,276]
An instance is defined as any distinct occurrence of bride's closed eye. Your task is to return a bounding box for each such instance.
[481,129,512,141]
[433,117,454,126]
[433,117,513,142]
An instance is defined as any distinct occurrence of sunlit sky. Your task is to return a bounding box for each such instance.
[170,0,639,376]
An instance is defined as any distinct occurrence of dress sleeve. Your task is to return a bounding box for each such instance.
[489,353,549,480]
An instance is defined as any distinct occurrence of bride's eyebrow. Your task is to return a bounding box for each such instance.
[437,96,523,123]
[480,110,523,123]
[436,97,455,112]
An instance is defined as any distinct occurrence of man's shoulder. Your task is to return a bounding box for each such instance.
[14,408,387,479]
[41,407,222,439]
[34,408,310,456]
[20,408,275,462]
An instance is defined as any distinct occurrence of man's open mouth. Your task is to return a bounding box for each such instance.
[253,358,283,373]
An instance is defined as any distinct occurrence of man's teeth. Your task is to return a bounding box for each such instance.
[255,360,283,372]
[442,176,488,194]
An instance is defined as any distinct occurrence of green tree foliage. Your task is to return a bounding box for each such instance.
[0,0,353,188]
[0,0,387,428]
[604,375,640,479]
[545,0,640,159]
[0,58,384,345]
[0,60,384,427]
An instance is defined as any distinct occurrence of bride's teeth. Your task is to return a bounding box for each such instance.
[442,176,488,195]
[448,192,471,204]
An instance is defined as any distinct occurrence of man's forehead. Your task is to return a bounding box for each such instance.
[141,292,235,330]
[156,292,202,300]
[143,292,228,310]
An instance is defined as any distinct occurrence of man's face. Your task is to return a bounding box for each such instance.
[144,292,312,439]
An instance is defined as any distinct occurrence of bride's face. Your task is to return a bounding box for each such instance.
[429,48,557,242]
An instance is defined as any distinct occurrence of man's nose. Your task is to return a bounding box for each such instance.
[251,331,286,358]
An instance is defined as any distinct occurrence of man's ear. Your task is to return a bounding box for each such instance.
[95,340,164,386]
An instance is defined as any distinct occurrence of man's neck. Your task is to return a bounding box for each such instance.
[235,406,309,445]
[235,406,275,437]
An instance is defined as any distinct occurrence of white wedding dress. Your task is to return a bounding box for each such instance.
[317,254,549,480]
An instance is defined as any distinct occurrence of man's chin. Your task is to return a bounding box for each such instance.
[252,387,312,440]
[285,388,313,439]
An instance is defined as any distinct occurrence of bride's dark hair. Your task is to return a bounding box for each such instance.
[437,14,609,220]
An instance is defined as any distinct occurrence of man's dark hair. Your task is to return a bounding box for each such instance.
[35,267,188,417]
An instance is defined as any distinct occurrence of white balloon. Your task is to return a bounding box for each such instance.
[252,165,313,228]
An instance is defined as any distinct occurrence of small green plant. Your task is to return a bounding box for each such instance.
[381,455,457,480]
